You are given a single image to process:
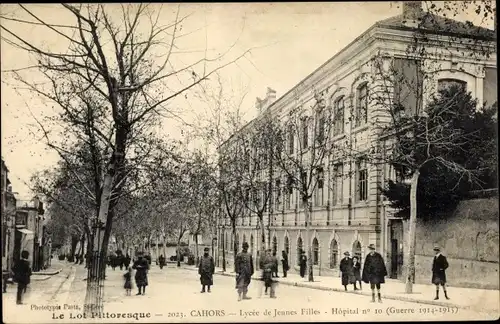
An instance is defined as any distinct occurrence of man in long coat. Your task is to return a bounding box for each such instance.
[299,250,307,278]
[199,247,215,293]
[132,252,150,295]
[260,249,278,298]
[362,244,387,303]
[281,250,289,278]
[235,242,254,301]
[339,251,355,291]
[432,246,450,300]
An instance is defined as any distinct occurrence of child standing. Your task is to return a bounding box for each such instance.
[123,267,132,296]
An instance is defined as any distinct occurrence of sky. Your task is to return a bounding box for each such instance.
[0,1,494,199]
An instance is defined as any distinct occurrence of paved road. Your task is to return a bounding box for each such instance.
[2,264,496,323]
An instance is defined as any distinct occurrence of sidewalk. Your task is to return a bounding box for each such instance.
[182,265,499,314]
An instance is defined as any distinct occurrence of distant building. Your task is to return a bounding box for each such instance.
[1,159,17,273]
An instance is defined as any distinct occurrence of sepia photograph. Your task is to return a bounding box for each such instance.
[1,1,498,323]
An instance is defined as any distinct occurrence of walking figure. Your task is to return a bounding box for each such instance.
[281,250,289,278]
[432,246,450,300]
[12,250,32,305]
[340,251,355,291]
[352,256,362,290]
[362,244,387,303]
[158,255,166,270]
[199,247,215,293]
[123,267,133,296]
[260,249,277,298]
[124,254,131,269]
[235,242,254,301]
[132,252,149,295]
[271,251,279,278]
[299,250,307,278]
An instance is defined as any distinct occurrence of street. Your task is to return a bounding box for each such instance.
[3,264,496,323]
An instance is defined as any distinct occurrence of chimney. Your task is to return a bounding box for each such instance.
[255,97,263,113]
[402,1,423,27]
[266,87,277,104]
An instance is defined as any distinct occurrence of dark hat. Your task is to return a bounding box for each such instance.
[343,251,350,256]
[204,247,209,251]
[242,242,249,248]
[368,244,376,250]
[433,246,440,251]
[137,251,144,256]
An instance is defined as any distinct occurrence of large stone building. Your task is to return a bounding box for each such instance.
[216,2,497,283]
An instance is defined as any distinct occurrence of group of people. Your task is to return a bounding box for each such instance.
[122,252,151,296]
[107,253,132,270]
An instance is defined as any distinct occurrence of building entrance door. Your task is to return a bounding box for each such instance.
[390,239,398,279]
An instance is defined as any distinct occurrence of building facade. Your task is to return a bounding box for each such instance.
[1,160,17,274]
[217,2,497,281]
[15,197,46,271]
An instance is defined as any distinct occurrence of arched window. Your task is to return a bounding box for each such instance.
[272,236,278,255]
[352,240,362,259]
[297,237,303,266]
[242,234,247,245]
[284,236,290,256]
[330,239,339,269]
[437,78,467,93]
[235,233,240,251]
[312,238,319,265]
[333,96,345,135]
[355,83,369,127]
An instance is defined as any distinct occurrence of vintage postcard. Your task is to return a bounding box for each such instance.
[1,1,498,323]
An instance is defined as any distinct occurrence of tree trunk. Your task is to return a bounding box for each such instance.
[405,170,420,294]
[303,198,314,282]
[232,225,238,272]
[163,236,167,259]
[259,216,266,270]
[194,234,199,266]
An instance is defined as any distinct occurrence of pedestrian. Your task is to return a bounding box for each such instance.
[432,246,450,300]
[123,267,133,296]
[12,250,32,305]
[272,251,279,278]
[132,252,149,296]
[158,255,166,270]
[352,256,362,290]
[299,250,307,278]
[235,242,254,301]
[340,251,355,291]
[198,247,215,293]
[124,254,131,269]
[260,249,277,298]
[362,244,387,303]
[281,250,289,278]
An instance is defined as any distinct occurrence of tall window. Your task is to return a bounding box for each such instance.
[356,159,368,202]
[312,238,319,265]
[333,97,345,135]
[329,239,338,269]
[297,237,303,265]
[286,176,293,210]
[355,83,368,127]
[331,163,343,206]
[250,235,254,254]
[272,236,277,254]
[288,124,294,154]
[314,167,324,207]
[437,78,467,92]
[275,179,282,211]
[316,109,326,144]
[284,236,290,256]
[301,118,309,148]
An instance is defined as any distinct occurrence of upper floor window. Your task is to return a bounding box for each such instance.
[437,78,467,93]
[288,124,294,154]
[314,167,324,207]
[316,109,326,144]
[333,97,345,136]
[301,118,309,149]
[355,83,369,127]
[356,159,368,202]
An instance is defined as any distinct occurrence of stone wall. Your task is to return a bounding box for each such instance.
[412,197,499,289]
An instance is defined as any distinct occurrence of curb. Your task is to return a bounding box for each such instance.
[32,268,62,276]
[31,275,52,281]
[182,266,471,311]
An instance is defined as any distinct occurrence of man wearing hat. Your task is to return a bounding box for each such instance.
[432,246,450,300]
[339,251,355,291]
[362,244,387,303]
[260,249,278,298]
[198,247,215,293]
[235,242,254,301]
